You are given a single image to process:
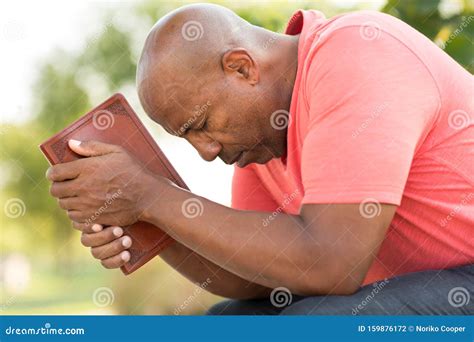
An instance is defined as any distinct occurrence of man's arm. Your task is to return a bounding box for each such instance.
[76,222,272,299]
[138,178,396,295]
[160,242,273,299]
[48,140,395,295]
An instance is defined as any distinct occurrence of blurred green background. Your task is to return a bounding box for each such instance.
[1,0,473,315]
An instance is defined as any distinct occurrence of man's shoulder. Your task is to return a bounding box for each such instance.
[322,10,406,35]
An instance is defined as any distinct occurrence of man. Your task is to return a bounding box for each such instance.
[46,4,473,314]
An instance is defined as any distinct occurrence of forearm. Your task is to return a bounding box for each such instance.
[142,179,334,295]
[160,241,272,299]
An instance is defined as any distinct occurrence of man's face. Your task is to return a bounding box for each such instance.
[142,75,287,168]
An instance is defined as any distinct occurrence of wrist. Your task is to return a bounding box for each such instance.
[137,172,165,223]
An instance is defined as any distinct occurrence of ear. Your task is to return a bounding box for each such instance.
[221,48,259,85]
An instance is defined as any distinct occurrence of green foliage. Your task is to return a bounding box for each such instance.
[79,24,137,89]
[2,0,472,315]
[382,0,474,72]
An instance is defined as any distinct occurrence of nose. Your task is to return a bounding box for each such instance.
[186,132,222,162]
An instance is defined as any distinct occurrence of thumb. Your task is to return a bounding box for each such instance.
[68,139,121,157]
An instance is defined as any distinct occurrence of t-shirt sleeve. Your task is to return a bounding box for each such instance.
[231,165,279,212]
[301,26,440,205]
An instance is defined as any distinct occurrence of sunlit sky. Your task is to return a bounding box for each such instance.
[0,0,391,125]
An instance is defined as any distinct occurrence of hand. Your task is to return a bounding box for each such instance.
[46,139,160,226]
[73,222,132,269]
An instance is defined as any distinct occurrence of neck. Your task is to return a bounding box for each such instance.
[268,33,299,111]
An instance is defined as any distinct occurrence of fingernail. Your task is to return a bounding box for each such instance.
[122,236,132,248]
[121,251,130,262]
[92,224,102,232]
[68,139,82,148]
[113,227,123,237]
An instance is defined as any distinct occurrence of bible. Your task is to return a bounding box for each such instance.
[39,93,187,275]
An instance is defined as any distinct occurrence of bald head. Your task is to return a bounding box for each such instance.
[137,4,254,119]
[136,3,299,167]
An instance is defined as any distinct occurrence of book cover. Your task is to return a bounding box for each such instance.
[39,93,188,275]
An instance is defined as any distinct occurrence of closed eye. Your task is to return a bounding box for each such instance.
[196,116,208,131]
[201,119,208,131]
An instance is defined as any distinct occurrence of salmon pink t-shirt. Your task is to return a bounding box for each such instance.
[231,10,474,285]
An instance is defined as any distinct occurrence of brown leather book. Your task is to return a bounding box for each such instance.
[39,93,187,275]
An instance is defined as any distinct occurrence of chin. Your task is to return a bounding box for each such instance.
[241,154,273,167]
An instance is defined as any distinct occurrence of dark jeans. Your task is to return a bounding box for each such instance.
[206,264,474,315]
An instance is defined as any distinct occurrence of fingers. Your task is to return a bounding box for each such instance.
[46,159,84,182]
[90,235,132,260]
[50,180,78,198]
[72,221,132,269]
[81,226,124,247]
[101,251,131,269]
[67,210,87,223]
[72,221,102,234]
[58,196,83,210]
[68,139,122,157]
